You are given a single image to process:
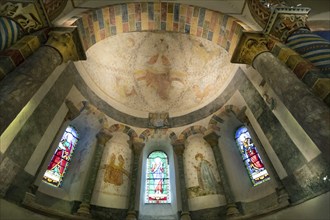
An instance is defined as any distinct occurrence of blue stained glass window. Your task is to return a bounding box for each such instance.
[145,151,171,203]
[42,125,79,187]
[235,126,270,186]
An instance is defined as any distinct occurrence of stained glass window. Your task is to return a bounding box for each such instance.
[42,125,79,187]
[235,126,270,186]
[145,151,171,203]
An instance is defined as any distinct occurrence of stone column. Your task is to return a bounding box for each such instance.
[264,6,330,73]
[126,138,145,220]
[203,131,240,217]
[264,6,330,103]
[76,129,112,217]
[173,142,191,220]
[0,27,86,136]
[231,32,330,163]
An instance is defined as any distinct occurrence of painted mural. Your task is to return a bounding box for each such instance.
[193,153,222,196]
[184,135,223,199]
[91,132,132,209]
[101,153,129,186]
[77,32,236,117]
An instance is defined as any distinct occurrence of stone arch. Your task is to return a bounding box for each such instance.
[208,104,247,133]
[139,129,178,143]
[43,0,68,21]
[178,125,207,141]
[108,123,138,139]
[74,2,244,54]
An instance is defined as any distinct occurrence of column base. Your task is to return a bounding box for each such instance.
[226,203,240,217]
[277,187,290,207]
[180,211,191,220]
[126,210,137,220]
[76,202,92,218]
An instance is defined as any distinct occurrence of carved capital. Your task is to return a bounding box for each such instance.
[0,1,48,33]
[203,130,219,148]
[233,106,249,124]
[65,99,80,120]
[96,129,112,146]
[231,32,269,65]
[132,138,145,154]
[173,141,185,156]
[264,6,310,41]
[45,27,86,63]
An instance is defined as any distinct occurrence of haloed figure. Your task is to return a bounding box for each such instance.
[151,157,164,194]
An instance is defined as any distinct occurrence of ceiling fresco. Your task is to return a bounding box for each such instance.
[76,32,237,117]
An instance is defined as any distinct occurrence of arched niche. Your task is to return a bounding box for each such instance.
[138,133,179,220]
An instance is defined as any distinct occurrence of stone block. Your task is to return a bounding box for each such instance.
[0,157,20,197]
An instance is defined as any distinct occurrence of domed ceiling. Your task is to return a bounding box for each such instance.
[75,32,237,118]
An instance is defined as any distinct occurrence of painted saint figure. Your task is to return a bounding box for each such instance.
[235,126,270,185]
[242,135,265,170]
[43,126,78,187]
[194,153,219,194]
[102,153,129,186]
[151,157,164,194]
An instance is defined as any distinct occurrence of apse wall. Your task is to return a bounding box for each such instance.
[0,58,329,220]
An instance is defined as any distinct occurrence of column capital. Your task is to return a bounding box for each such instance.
[203,131,219,147]
[264,6,310,42]
[233,106,249,124]
[231,32,269,65]
[173,141,185,156]
[96,129,112,146]
[131,138,145,154]
[65,99,80,120]
[45,27,86,63]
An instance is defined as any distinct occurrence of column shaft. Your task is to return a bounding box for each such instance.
[173,143,191,220]
[177,154,189,213]
[77,129,112,216]
[0,46,62,135]
[204,132,240,216]
[126,140,144,220]
[0,27,85,136]
[286,28,330,73]
[253,52,330,162]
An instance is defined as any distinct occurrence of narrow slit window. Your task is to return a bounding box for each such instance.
[235,126,270,186]
[145,151,171,203]
[43,125,79,187]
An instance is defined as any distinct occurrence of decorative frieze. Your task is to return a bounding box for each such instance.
[264,6,310,42]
